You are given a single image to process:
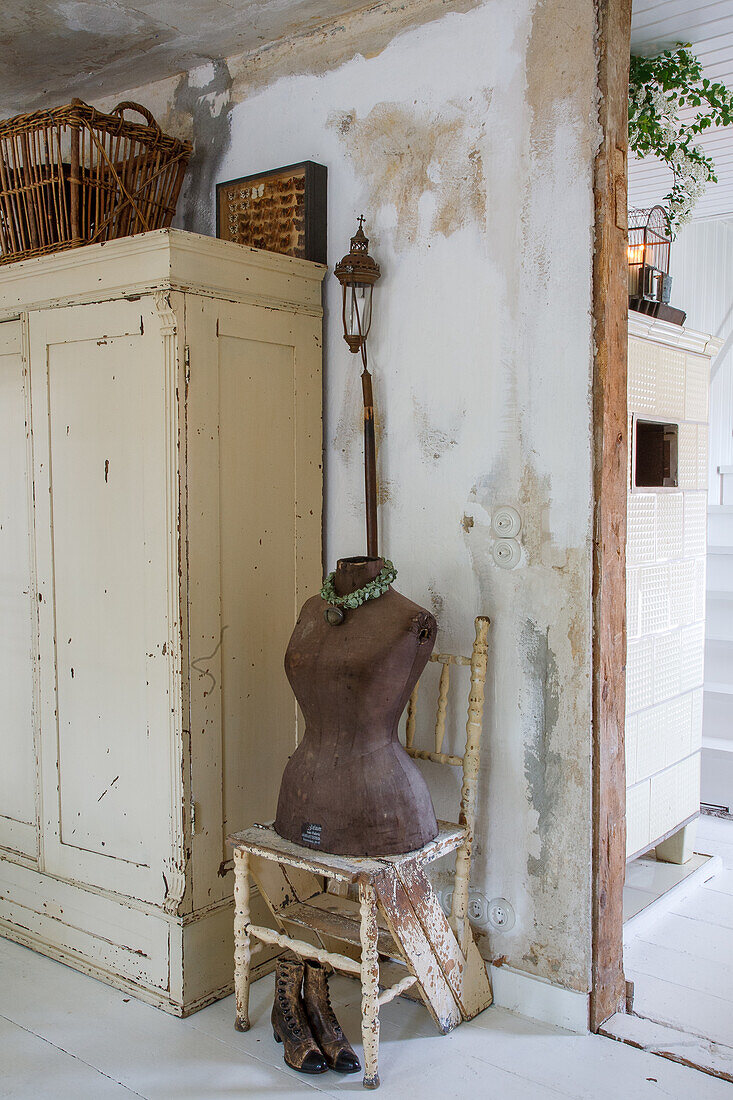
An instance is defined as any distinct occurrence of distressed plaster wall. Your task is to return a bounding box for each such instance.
[49,0,601,999]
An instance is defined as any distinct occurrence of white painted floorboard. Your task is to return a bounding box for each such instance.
[624,815,733,1056]
[0,935,728,1099]
[0,1015,136,1098]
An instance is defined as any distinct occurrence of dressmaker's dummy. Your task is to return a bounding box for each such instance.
[274,556,439,856]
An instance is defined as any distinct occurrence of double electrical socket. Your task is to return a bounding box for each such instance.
[491,505,522,569]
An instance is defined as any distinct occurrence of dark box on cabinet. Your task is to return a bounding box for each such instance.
[216,161,327,264]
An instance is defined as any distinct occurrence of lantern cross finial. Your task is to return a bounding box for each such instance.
[357,214,366,230]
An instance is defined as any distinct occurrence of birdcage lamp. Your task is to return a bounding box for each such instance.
[627,206,672,305]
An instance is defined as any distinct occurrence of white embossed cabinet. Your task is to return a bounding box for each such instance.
[0,230,324,1013]
[625,313,721,862]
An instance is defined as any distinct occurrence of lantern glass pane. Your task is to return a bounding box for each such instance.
[345,284,373,340]
[361,284,373,338]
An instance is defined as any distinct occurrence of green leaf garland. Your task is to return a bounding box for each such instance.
[629,44,733,234]
[320,560,398,610]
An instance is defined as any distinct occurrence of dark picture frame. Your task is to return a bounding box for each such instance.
[216,161,327,264]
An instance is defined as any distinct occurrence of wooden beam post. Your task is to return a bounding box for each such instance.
[591,0,632,1031]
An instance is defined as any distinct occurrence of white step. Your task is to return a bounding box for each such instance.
[704,638,733,692]
[708,505,733,544]
[706,546,733,591]
[703,735,733,752]
[704,682,730,726]
[703,688,733,742]
[706,594,733,641]
[701,741,733,812]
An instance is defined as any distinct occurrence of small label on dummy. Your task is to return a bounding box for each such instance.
[301,822,322,847]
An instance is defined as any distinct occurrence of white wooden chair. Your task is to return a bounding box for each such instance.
[228,615,492,1089]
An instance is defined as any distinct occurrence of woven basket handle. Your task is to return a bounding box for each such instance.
[112,101,160,132]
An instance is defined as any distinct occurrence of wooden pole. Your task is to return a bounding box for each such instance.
[590,0,631,1031]
[361,366,378,558]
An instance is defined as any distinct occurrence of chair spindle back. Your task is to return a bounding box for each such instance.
[404,615,490,950]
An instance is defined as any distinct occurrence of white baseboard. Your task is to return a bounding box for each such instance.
[490,963,589,1033]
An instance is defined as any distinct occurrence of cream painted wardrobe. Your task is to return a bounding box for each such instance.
[0,229,324,1014]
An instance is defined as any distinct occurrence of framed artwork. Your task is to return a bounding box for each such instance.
[216,161,327,264]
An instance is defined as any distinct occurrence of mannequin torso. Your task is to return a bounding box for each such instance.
[274,557,439,855]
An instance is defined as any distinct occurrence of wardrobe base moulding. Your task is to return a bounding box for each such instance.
[0,858,282,1016]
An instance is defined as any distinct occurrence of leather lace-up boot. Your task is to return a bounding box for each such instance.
[303,960,361,1074]
[271,953,328,1075]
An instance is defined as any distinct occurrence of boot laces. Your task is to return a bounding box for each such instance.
[310,970,343,1038]
[276,963,306,1040]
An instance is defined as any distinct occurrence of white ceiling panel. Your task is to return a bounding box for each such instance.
[630,0,733,221]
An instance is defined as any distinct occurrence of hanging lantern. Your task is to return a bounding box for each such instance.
[333,216,382,557]
[627,206,686,325]
[627,206,671,303]
[334,216,381,354]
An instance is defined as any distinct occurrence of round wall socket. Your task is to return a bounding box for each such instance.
[491,505,522,538]
[467,891,488,925]
[487,897,515,932]
[491,538,521,569]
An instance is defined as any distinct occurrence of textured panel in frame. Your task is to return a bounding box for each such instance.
[216,162,327,264]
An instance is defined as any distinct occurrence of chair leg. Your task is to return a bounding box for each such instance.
[359,881,381,1089]
[450,840,472,956]
[233,847,251,1031]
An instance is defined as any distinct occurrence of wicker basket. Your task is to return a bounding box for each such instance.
[0,98,192,265]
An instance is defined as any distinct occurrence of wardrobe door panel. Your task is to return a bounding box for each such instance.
[218,308,322,856]
[185,296,323,909]
[0,320,38,860]
[29,298,178,904]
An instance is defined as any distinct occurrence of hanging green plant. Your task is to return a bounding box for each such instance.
[629,44,733,235]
